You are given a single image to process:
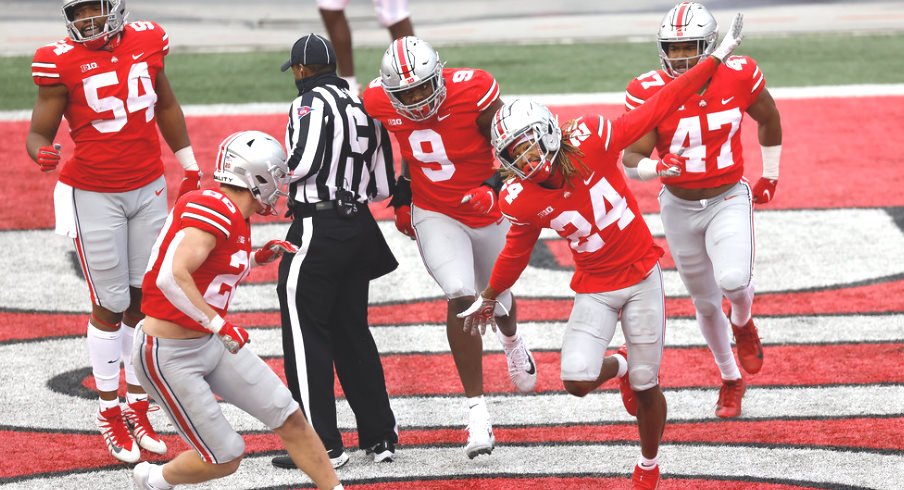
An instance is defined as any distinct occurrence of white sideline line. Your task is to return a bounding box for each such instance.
[2,84,903,121]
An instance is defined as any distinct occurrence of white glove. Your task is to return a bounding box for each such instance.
[457,296,502,336]
[711,13,744,62]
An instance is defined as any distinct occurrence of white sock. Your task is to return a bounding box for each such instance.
[148,463,174,489]
[98,397,120,411]
[87,322,122,392]
[126,392,148,405]
[495,329,519,348]
[613,353,628,378]
[467,396,488,418]
[120,322,139,386]
[639,454,659,469]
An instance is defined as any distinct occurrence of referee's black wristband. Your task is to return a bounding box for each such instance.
[389,176,412,208]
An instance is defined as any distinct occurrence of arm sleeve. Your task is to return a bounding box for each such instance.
[609,56,719,151]
[488,221,542,293]
[286,92,331,182]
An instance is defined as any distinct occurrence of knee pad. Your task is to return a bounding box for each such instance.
[718,269,751,294]
[692,295,722,317]
[628,364,658,391]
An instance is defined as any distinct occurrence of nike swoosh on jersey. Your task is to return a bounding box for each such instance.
[437,113,451,121]
[583,172,595,185]
[722,96,735,105]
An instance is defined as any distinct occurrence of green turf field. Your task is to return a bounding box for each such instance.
[2,33,903,110]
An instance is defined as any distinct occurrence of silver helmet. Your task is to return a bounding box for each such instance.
[213,131,289,216]
[62,0,128,50]
[657,2,718,77]
[379,36,447,121]
[490,99,562,182]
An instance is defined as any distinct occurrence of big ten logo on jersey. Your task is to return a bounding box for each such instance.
[452,70,474,83]
[80,62,98,73]
[388,118,403,126]
[725,56,748,71]
[567,117,591,146]
[128,21,156,32]
[51,41,73,56]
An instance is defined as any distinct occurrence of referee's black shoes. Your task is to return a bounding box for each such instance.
[365,440,396,463]
[271,447,349,469]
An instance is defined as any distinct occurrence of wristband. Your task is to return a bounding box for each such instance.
[206,314,225,334]
[175,146,200,171]
[635,158,660,181]
[760,144,781,180]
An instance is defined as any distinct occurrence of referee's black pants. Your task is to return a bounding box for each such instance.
[276,205,398,452]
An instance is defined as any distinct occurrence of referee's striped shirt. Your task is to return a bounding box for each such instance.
[285,83,394,205]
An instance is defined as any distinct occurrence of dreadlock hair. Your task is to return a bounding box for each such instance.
[554,119,590,185]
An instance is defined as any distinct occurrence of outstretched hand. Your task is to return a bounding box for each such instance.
[711,13,744,62]
[457,296,506,336]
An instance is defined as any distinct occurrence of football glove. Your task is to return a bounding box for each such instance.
[36,144,62,172]
[209,315,250,354]
[636,152,688,180]
[751,178,778,204]
[457,296,500,336]
[711,13,744,62]
[394,204,415,240]
[252,239,298,266]
[459,186,496,215]
[178,170,202,199]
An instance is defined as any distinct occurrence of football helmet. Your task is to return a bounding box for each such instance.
[657,2,718,77]
[379,36,447,121]
[490,100,562,182]
[213,131,289,216]
[62,0,128,50]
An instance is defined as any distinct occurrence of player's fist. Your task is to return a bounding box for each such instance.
[209,315,250,354]
[457,296,499,336]
[657,152,688,178]
[36,144,62,172]
[178,170,202,199]
[751,177,778,204]
[394,204,415,240]
[252,239,298,266]
[712,13,744,62]
[459,186,496,215]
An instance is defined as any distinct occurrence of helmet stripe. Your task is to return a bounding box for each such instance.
[395,39,412,79]
[676,2,691,36]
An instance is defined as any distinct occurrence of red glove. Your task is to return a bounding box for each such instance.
[657,152,688,178]
[459,186,496,215]
[209,315,250,354]
[252,239,298,266]
[751,178,778,204]
[178,170,202,199]
[394,204,415,240]
[36,144,62,172]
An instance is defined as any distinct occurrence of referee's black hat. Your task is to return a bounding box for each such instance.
[280,33,337,72]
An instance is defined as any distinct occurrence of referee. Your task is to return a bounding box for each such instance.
[272,34,399,470]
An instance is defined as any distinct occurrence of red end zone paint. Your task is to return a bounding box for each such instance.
[2,96,904,230]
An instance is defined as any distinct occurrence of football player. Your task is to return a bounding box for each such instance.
[459,14,744,489]
[25,0,200,463]
[363,36,537,459]
[132,131,342,490]
[622,2,783,419]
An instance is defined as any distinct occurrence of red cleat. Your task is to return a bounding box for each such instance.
[632,464,661,489]
[616,345,637,417]
[729,310,764,374]
[715,378,747,418]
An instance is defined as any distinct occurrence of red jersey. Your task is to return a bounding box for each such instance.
[142,189,251,333]
[624,55,766,189]
[32,21,170,192]
[363,68,502,228]
[490,115,663,294]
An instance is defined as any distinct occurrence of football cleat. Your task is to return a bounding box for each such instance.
[465,409,495,459]
[616,345,638,417]
[632,464,661,489]
[715,378,747,419]
[96,405,140,463]
[365,440,396,463]
[501,333,538,393]
[124,399,167,455]
[133,461,171,489]
[730,311,764,374]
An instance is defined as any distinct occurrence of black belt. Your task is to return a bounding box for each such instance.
[290,200,337,218]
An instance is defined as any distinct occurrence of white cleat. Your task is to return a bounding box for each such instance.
[464,409,495,459]
[500,333,538,393]
[124,400,168,455]
[96,405,141,464]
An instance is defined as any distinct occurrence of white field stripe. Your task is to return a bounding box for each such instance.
[0,330,901,431]
[2,84,904,121]
[236,314,904,356]
[7,443,904,490]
